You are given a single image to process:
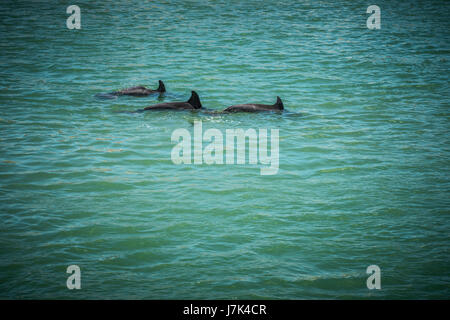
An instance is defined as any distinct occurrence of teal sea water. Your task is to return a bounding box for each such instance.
[0,0,449,299]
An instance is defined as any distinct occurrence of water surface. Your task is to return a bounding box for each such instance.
[0,0,449,299]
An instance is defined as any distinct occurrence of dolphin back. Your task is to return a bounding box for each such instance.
[275,96,284,110]
[157,80,166,93]
[187,91,202,109]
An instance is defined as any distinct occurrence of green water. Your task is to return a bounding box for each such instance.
[0,0,449,299]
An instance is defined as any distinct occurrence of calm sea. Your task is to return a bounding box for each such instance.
[0,0,449,299]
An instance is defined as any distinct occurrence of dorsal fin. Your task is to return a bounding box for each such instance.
[274,96,284,110]
[157,80,166,93]
[187,91,202,109]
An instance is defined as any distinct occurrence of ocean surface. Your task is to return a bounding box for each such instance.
[0,0,449,299]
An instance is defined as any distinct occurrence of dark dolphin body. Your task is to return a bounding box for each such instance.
[137,91,202,112]
[112,80,166,97]
[223,96,284,113]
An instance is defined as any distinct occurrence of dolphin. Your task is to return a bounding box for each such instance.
[223,96,284,112]
[137,91,202,112]
[112,80,166,96]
